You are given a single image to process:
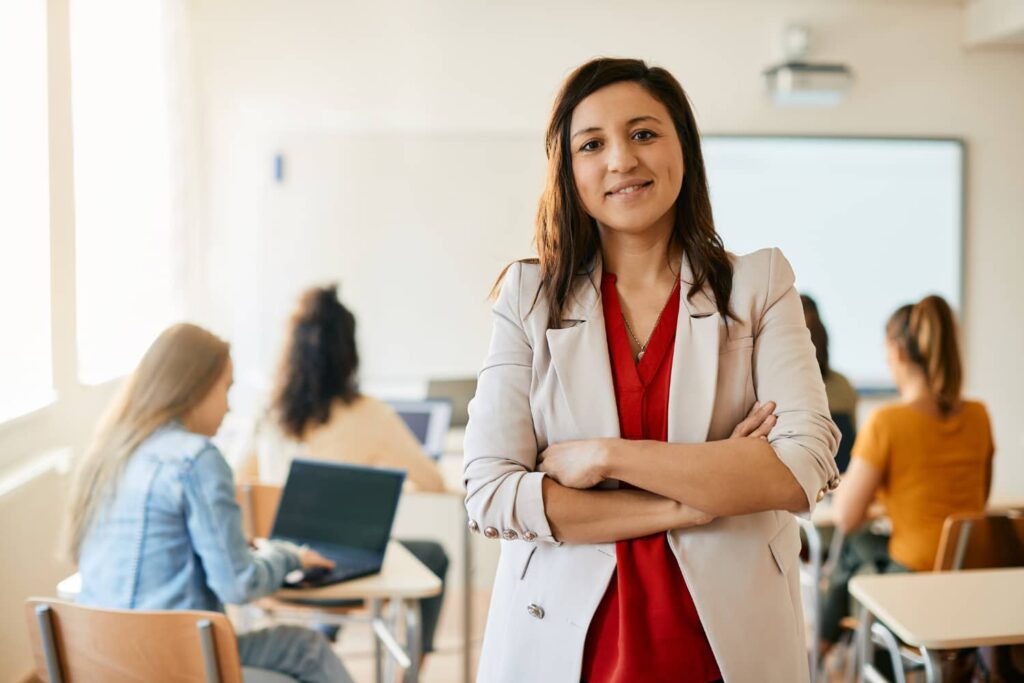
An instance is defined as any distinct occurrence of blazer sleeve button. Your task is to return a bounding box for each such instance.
[828,476,841,491]
[523,531,537,542]
[502,529,519,540]
[468,520,480,533]
[816,489,826,503]
[483,527,499,539]
[526,603,545,619]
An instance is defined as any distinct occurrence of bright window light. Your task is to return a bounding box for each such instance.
[70,0,182,385]
[0,0,54,421]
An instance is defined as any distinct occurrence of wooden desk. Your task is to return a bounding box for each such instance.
[850,568,1024,682]
[276,541,440,602]
[274,541,441,683]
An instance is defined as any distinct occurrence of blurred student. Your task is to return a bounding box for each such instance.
[66,323,351,683]
[801,294,858,471]
[822,295,995,646]
[242,285,448,656]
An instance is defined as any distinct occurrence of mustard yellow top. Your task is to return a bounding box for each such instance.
[853,400,994,571]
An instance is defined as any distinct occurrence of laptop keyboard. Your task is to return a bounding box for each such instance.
[327,555,379,579]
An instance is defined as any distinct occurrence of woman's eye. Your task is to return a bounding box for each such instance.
[633,129,657,142]
[579,139,602,153]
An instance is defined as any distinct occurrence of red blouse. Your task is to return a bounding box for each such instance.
[580,273,721,683]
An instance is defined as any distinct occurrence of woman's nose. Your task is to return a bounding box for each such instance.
[606,139,638,174]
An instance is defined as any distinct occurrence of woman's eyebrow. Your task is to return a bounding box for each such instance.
[571,115,665,141]
[627,115,662,126]
[571,126,601,141]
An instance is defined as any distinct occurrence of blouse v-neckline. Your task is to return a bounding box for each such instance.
[601,272,681,387]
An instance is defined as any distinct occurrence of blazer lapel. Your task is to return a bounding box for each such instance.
[668,255,720,443]
[545,259,621,440]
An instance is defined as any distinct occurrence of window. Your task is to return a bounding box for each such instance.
[0,0,54,421]
[70,0,182,385]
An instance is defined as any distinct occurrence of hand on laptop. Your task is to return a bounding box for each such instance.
[298,546,336,572]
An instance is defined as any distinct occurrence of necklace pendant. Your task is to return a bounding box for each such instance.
[637,349,645,361]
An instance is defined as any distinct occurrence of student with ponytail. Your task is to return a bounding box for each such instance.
[822,295,995,647]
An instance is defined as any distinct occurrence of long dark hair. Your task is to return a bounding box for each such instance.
[272,285,360,438]
[495,57,734,327]
[801,294,830,378]
[885,295,962,416]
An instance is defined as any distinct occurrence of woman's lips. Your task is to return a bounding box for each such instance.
[606,180,653,200]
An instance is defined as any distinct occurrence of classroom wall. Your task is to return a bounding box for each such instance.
[188,0,1024,496]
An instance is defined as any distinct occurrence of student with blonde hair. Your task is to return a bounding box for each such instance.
[66,323,352,683]
[823,295,995,646]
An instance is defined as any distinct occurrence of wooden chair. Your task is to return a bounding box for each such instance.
[934,509,1024,572]
[24,598,294,683]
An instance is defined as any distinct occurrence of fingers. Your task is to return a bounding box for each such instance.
[749,412,777,439]
[731,400,777,438]
[300,547,336,570]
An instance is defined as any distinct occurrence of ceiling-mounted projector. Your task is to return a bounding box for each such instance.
[764,25,853,107]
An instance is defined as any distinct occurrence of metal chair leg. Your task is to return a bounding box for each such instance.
[371,599,384,683]
[869,622,908,683]
[35,605,65,683]
[922,648,946,683]
[403,599,422,683]
[196,619,223,683]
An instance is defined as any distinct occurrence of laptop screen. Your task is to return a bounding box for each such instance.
[397,410,431,444]
[271,460,406,554]
[386,399,452,460]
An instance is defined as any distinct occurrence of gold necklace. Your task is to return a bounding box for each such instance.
[621,281,680,361]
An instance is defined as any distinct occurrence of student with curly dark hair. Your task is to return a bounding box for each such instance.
[238,284,448,656]
[259,285,444,491]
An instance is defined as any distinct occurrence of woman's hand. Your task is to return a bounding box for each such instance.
[537,438,616,489]
[297,546,336,572]
[730,400,777,440]
[672,501,716,529]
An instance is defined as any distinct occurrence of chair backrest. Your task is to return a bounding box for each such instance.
[831,411,856,473]
[24,598,243,683]
[934,510,1024,571]
[236,483,283,540]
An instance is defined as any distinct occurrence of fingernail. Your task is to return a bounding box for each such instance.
[754,401,761,409]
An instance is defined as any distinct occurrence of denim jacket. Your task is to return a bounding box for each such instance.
[77,422,300,612]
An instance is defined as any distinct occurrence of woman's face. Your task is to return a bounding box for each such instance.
[885,338,908,390]
[569,81,684,236]
[186,357,233,437]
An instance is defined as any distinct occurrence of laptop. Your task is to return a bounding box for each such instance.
[385,398,452,460]
[271,459,406,588]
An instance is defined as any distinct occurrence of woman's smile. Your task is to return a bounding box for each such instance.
[606,179,654,202]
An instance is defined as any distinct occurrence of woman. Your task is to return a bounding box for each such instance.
[801,293,858,471]
[823,295,994,644]
[244,285,448,656]
[66,323,351,683]
[464,58,840,683]
[247,285,444,493]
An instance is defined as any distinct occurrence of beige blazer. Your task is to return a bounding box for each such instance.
[463,248,840,682]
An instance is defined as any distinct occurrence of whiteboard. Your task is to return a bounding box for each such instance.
[702,136,963,390]
[241,133,962,399]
